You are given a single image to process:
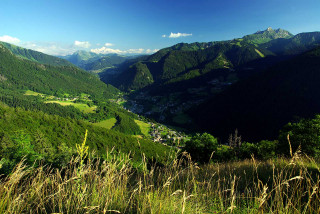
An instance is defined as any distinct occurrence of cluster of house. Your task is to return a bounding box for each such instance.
[149,123,184,146]
[112,96,187,146]
[127,100,144,114]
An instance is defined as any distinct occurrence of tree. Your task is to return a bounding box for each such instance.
[257,140,278,159]
[184,133,218,163]
[279,115,320,157]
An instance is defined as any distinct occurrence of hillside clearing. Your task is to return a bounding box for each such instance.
[45,100,97,113]
[255,48,265,57]
[24,90,44,96]
[92,118,117,129]
[134,119,151,137]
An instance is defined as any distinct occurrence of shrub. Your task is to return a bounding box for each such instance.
[239,142,258,159]
[257,140,278,159]
[214,144,233,161]
[279,115,320,157]
[184,133,218,163]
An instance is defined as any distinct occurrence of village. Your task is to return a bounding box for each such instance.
[109,96,188,146]
[148,122,185,147]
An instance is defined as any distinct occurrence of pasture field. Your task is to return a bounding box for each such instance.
[45,100,97,113]
[134,119,151,137]
[92,118,117,129]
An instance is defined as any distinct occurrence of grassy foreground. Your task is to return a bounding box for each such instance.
[0,145,319,213]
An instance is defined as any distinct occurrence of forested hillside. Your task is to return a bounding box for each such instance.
[0,41,73,66]
[260,32,320,55]
[0,42,173,174]
[102,28,295,91]
[191,46,320,141]
[102,29,320,94]
[105,40,270,91]
[98,29,320,133]
[0,44,118,99]
[0,103,170,173]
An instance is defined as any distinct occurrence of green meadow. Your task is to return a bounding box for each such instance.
[45,100,97,113]
[92,118,117,129]
[134,119,151,137]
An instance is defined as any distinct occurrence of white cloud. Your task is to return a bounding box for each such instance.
[0,35,21,44]
[126,48,145,54]
[22,42,76,56]
[169,32,192,38]
[0,36,158,56]
[74,40,91,48]
[162,32,193,38]
[90,47,158,55]
[90,47,124,54]
[104,43,114,47]
[146,49,159,54]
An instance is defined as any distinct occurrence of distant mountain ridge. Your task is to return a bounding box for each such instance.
[243,27,293,44]
[0,41,73,66]
[61,50,133,73]
[83,54,128,71]
[102,28,296,91]
[260,31,320,55]
[102,28,320,92]
[61,50,100,67]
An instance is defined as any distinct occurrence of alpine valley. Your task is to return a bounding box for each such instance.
[1,27,320,167]
[3,0,320,211]
[1,24,320,213]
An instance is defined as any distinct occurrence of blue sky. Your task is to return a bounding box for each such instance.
[0,0,319,56]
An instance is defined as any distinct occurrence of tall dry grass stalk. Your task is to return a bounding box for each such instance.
[0,137,319,213]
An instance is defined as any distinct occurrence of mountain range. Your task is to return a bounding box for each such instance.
[60,50,139,73]
[102,28,320,92]
[2,27,320,144]
[95,28,320,136]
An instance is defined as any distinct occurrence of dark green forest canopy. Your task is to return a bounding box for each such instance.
[105,41,271,91]
[0,103,171,172]
[190,46,320,142]
[0,87,144,136]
